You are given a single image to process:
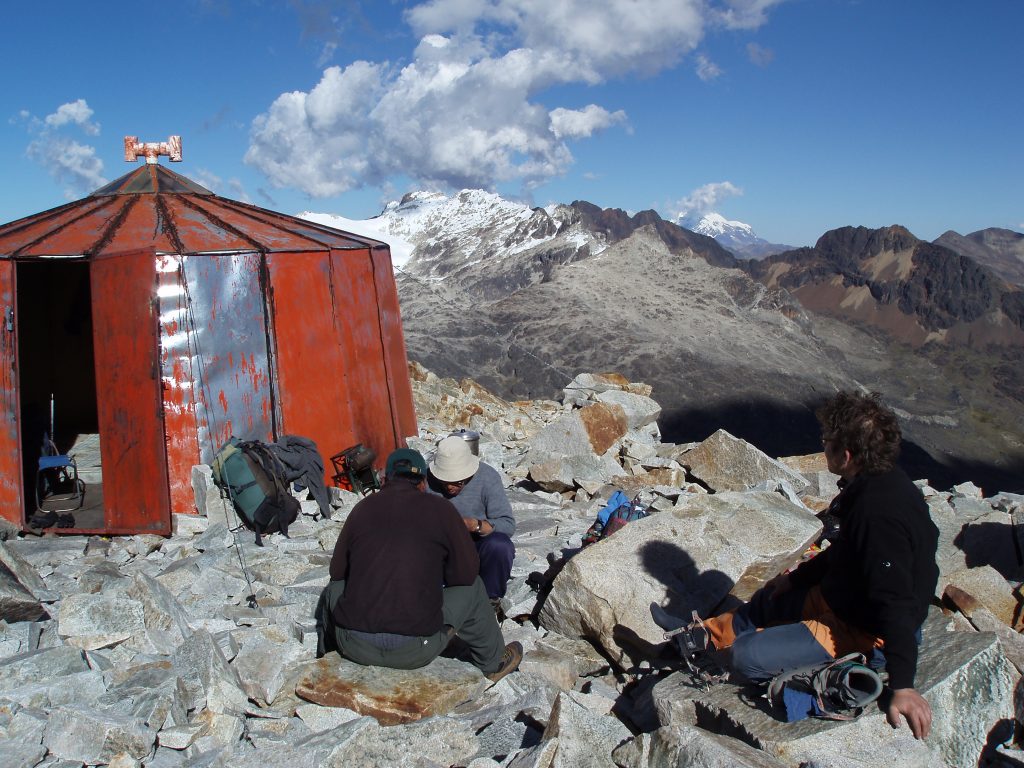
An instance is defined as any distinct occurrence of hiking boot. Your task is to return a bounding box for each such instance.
[485,641,523,683]
[664,611,727,690]
[767,653,882,720]
[664,611,713,657]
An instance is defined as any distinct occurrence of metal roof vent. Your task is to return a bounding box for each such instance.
[124,135,182,164]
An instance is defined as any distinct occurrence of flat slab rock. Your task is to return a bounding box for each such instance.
[295,654,488,726]
[652,626,1015,768]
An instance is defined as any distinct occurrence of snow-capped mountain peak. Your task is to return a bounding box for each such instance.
[300,189,598,274]
[679,211,793,259]
[691,212,756,239]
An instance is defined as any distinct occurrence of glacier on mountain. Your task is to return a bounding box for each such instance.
[300,189,607,274]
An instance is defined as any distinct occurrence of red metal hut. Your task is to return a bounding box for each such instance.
[0,137,417,535]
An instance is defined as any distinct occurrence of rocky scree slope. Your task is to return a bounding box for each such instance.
[0,366,1021,767]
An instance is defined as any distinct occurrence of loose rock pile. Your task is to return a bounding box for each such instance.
[0,363,1021,767]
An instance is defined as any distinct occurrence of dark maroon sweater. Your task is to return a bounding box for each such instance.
[329,479,479,636]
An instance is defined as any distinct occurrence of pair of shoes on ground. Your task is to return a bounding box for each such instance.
[28,511,75,530]
[485,641,523,683]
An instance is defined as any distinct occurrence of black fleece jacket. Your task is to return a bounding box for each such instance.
[788,468,939,689]
[329,480,479,637]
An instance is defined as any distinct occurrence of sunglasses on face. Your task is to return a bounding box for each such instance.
[444,476,473,488]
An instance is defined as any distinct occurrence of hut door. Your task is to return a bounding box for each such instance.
[91,250,170,533]
[0,260,22,526]
[181,252,276,459]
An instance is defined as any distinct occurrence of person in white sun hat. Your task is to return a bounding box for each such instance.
[428,436,516,605]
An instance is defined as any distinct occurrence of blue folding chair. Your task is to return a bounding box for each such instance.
[35,397,84,514]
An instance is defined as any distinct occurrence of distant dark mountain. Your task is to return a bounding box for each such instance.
[570,201,738,268]
[934,228,1024,287]
[684,213,795,259]
[744,225,1024,348]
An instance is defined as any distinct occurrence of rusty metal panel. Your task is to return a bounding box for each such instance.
[99,195,180,255]
[266,251,356,468]
[157,255,201,514]
[369,245,418,441]
[0,198,116,257]
[0,261,22,526]
[0,164,387,261]
[182,252,274,462]
[91,249,170,534]
[328,248,404,460]
[211,198,379,251]
[185,198,335,253]
[162,197,260,254]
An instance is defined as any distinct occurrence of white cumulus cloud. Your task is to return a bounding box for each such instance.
[550,105,627,140]
[22,99,107,198]
[715,0,787,30]
[248,0,781,197]
[407,0,707,82]
[695,54,723,81]
[43,99,100,135]
[27,136,106,197]
[674,181,743,224]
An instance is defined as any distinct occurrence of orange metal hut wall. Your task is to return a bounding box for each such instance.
[158,244,417,518]
[0,261,20,522]
[265,245,417,491]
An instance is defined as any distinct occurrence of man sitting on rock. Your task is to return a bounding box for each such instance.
[427,436,516,606]
[673,391,939,740]
[317,448,522,682]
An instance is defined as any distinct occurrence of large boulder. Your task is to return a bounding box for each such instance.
[0,542,52,623]
[538,490,821,662]
[295,655,488,726]
[595,390,661,429]
[956,507,1023,581]
[541,691,632,767]
[681,430,810,493]
[528,452,626,493]
[57,594,147,651]
[652,615,1015,768]
[614,724,790,767]
[527,402,629,459]
[941,565,1022,629]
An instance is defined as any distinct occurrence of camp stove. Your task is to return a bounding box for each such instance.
[331,444,381,495]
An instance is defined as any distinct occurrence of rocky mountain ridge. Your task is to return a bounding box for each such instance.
[935,227,1024,288]
[744,224,1024,347]
[300,193,1024,494]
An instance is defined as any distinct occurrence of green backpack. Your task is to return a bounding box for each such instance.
[211,438,299,546]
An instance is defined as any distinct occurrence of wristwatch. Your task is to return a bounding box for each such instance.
[473,519,482,533]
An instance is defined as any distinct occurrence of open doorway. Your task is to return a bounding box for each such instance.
[17,260,103,529]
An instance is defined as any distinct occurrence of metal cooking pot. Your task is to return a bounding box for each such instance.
[448,429,480,456]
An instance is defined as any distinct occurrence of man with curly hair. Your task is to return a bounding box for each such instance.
[672,391,939,739]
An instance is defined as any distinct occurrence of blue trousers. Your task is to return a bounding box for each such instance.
[726,586,833,683]
[475,532,515,599]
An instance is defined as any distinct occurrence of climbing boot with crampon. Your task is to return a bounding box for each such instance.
[664,611,728,690]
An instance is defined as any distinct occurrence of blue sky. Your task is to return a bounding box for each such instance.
[2,0,1020,247]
